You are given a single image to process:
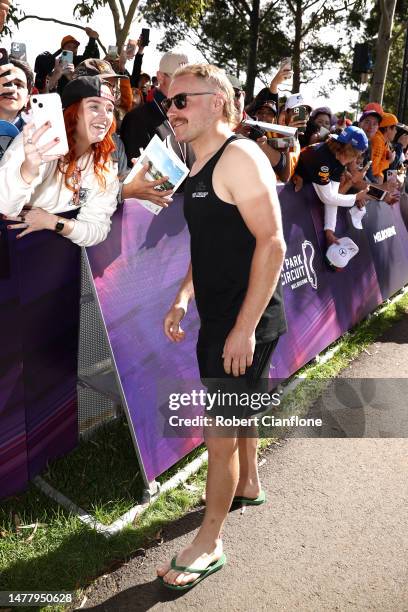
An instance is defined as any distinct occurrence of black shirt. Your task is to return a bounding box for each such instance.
[296,142,345,185]
[184,134,287,344]
[120,89,195,171]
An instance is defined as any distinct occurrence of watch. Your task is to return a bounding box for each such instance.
[55,218,65,232]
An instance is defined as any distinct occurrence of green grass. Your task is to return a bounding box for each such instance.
[1,290,408,610]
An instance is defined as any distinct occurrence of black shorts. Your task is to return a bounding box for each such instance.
[196,334,279,422]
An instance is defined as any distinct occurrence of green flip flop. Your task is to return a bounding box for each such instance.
[158,553,227,591]
[232,489,266,505]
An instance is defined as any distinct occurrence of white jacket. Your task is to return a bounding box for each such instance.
[313,181,357,232]
[0,132,120,246]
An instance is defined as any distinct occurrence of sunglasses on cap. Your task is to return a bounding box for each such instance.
[100,79,120,104]
[161,91,217,113]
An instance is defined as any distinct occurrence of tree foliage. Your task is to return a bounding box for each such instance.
[340,0,407,111]
[142,0,363,99]
[74,0,141,48]
[144,1,288,78]
[0,1,24,39]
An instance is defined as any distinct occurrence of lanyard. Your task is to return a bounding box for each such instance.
[153,97,187,165]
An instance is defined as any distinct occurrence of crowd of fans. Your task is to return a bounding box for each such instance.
[0,14,407,259]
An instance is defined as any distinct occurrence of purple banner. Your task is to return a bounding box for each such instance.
[85,196,202,483]
[0,220,80,500]
[86,185,408,483]
[0,224,27,498]
[4,181,406,496]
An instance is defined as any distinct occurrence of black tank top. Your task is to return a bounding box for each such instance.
[184,134,287,344]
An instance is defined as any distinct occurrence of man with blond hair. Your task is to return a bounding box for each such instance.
[120,51,194,167]
[158,64,287,589]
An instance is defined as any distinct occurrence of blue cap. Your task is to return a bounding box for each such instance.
[0,120,20,138]
[333,125,368,152]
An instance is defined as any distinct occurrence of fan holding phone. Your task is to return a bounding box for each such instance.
[294,125,370,251]
[0,76,120,246]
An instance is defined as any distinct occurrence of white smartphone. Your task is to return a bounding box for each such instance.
[60,50,74,67]
[367,185,387,201]
[30,93,68,156]
[387,169,397,180]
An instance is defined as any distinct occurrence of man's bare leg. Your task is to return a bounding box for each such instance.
[234,425,261,498]
[201,425,261,503]
[157,432,239,587]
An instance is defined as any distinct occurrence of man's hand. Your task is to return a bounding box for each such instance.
[3,207,57,239]
[85,27,99,39]
[123,160,174,206]
[136,36,145,55]
[0,0,10,31]
[51,58,74,80]
[349,159,370,184]
[384,192,399,206]
[325,229,340,245]
[0,63,20,94]
[163,303,186,342]
[355,187,369,207]
[62,62,75,78]
[223,327,255,377]
[269,65,292,93]
[118,46,127,72]
[288,116,307,132]
[339,169,353,193]
[52,58,64,78]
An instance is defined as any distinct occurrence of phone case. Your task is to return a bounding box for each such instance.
[30,94,69,156]
[141,29,150,46]
[11,43,27,59]
[61,50,73,65]
[368,186,385,200]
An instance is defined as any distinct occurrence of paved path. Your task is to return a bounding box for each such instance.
[80,313,408,612]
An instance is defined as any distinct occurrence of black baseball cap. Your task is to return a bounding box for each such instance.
[61,75,115,109]
[255,100,277,115]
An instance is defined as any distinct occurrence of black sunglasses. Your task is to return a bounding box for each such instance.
[161,91,216,113]
[233,87,244,99]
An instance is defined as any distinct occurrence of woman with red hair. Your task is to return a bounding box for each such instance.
[0,76,119,246]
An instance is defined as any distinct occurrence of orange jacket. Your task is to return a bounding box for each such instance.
[371,130,391,177]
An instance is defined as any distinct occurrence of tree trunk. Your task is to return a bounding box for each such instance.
[107,0,122,43]
[292,0,303,92]
[369,0,397,103]
[117,0,140,50]
[245,0,261,102]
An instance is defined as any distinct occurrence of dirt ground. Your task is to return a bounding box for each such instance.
[78,313,408,612]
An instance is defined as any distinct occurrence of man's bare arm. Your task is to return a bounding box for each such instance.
[163,263,194,342]
[214,140,286,375]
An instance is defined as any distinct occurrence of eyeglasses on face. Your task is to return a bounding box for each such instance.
[161,91,217,112]
[233,88,244,99]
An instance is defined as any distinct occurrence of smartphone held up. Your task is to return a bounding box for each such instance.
[60,50,74,68]
[30,93,69,156]
[367,185,387,201]
[10,42,27,61]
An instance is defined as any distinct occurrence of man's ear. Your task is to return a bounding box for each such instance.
[214,93,224,113]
